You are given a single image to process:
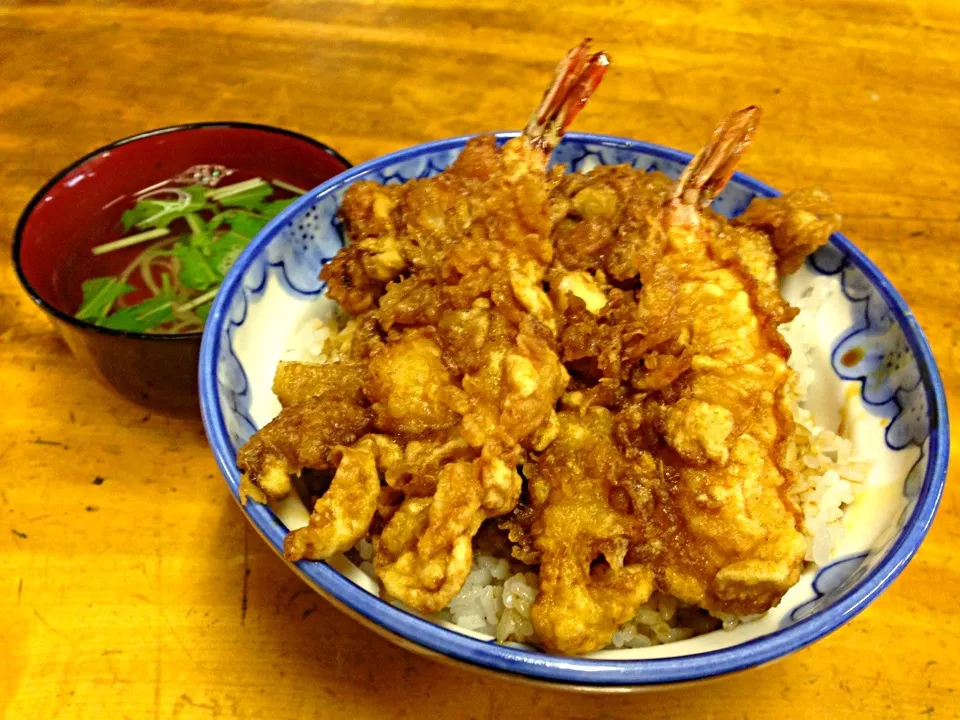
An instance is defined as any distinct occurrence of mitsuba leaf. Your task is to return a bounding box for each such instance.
[220,210,269,239]
[76,277,136,321]
[195,301,213,322]
[206,209,268,238]
[204,211,230,233]
[188,228,215,249]
[96,294,177,333]
[259,198,296,219]
[215,183,273,210]
[172,245,220,291]
[205,231,250,277]
[125,185,212,230]
[122,200,165,232]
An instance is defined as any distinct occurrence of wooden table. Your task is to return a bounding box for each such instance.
[2,1,958,717]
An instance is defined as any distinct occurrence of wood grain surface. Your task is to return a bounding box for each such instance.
[1,1,958,717]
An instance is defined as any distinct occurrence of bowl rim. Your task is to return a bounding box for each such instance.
[11,121,352,342]
[199,130,949,687]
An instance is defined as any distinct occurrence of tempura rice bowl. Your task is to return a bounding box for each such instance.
[199,132,947,689]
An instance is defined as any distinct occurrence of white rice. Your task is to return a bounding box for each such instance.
[791,405,868,565]
[439,557,538,643]
[780,275,870,565]
[283,314,350,364]
[341,275,869,648]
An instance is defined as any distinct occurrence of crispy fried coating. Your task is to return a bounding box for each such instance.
[375,451,525,613]
[321,136,558,316]
[272,360,369,408]
[238,124,840,653]
[340,138,573,610]
[284,442,381,561]
[528,407,657,654]
[365,334,460,436]
[548,165,673,283]
[736,188,841,275]
[236,399,372,502]
[239,135,570,602]
[376,461,484,612]
[522,170,838,653]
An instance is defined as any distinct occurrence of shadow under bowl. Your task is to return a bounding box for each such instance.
[13,122,351,416]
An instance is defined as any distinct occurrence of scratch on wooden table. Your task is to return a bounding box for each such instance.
[32,608,73,645]
[172,693,222,718]
[31,438,67,448]
[286,586,313,610]
[102,652,128,687]
[161,610,198,666]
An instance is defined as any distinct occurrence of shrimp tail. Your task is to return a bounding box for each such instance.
[523,39,611,155]
[671,105,762,210]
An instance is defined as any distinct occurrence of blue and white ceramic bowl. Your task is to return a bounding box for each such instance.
[199,132,948,690]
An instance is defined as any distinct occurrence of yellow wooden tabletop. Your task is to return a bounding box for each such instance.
[2,1,958,717]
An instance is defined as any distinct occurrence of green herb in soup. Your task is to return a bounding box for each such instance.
[76,174,305,334]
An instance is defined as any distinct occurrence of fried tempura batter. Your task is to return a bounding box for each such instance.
[526,406,657,655]
[237,41,610,613]
[236,66,842,654]
[237,398,372,503]
[525,107,840,654]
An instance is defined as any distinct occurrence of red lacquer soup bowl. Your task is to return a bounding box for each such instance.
[13,123,350,415]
